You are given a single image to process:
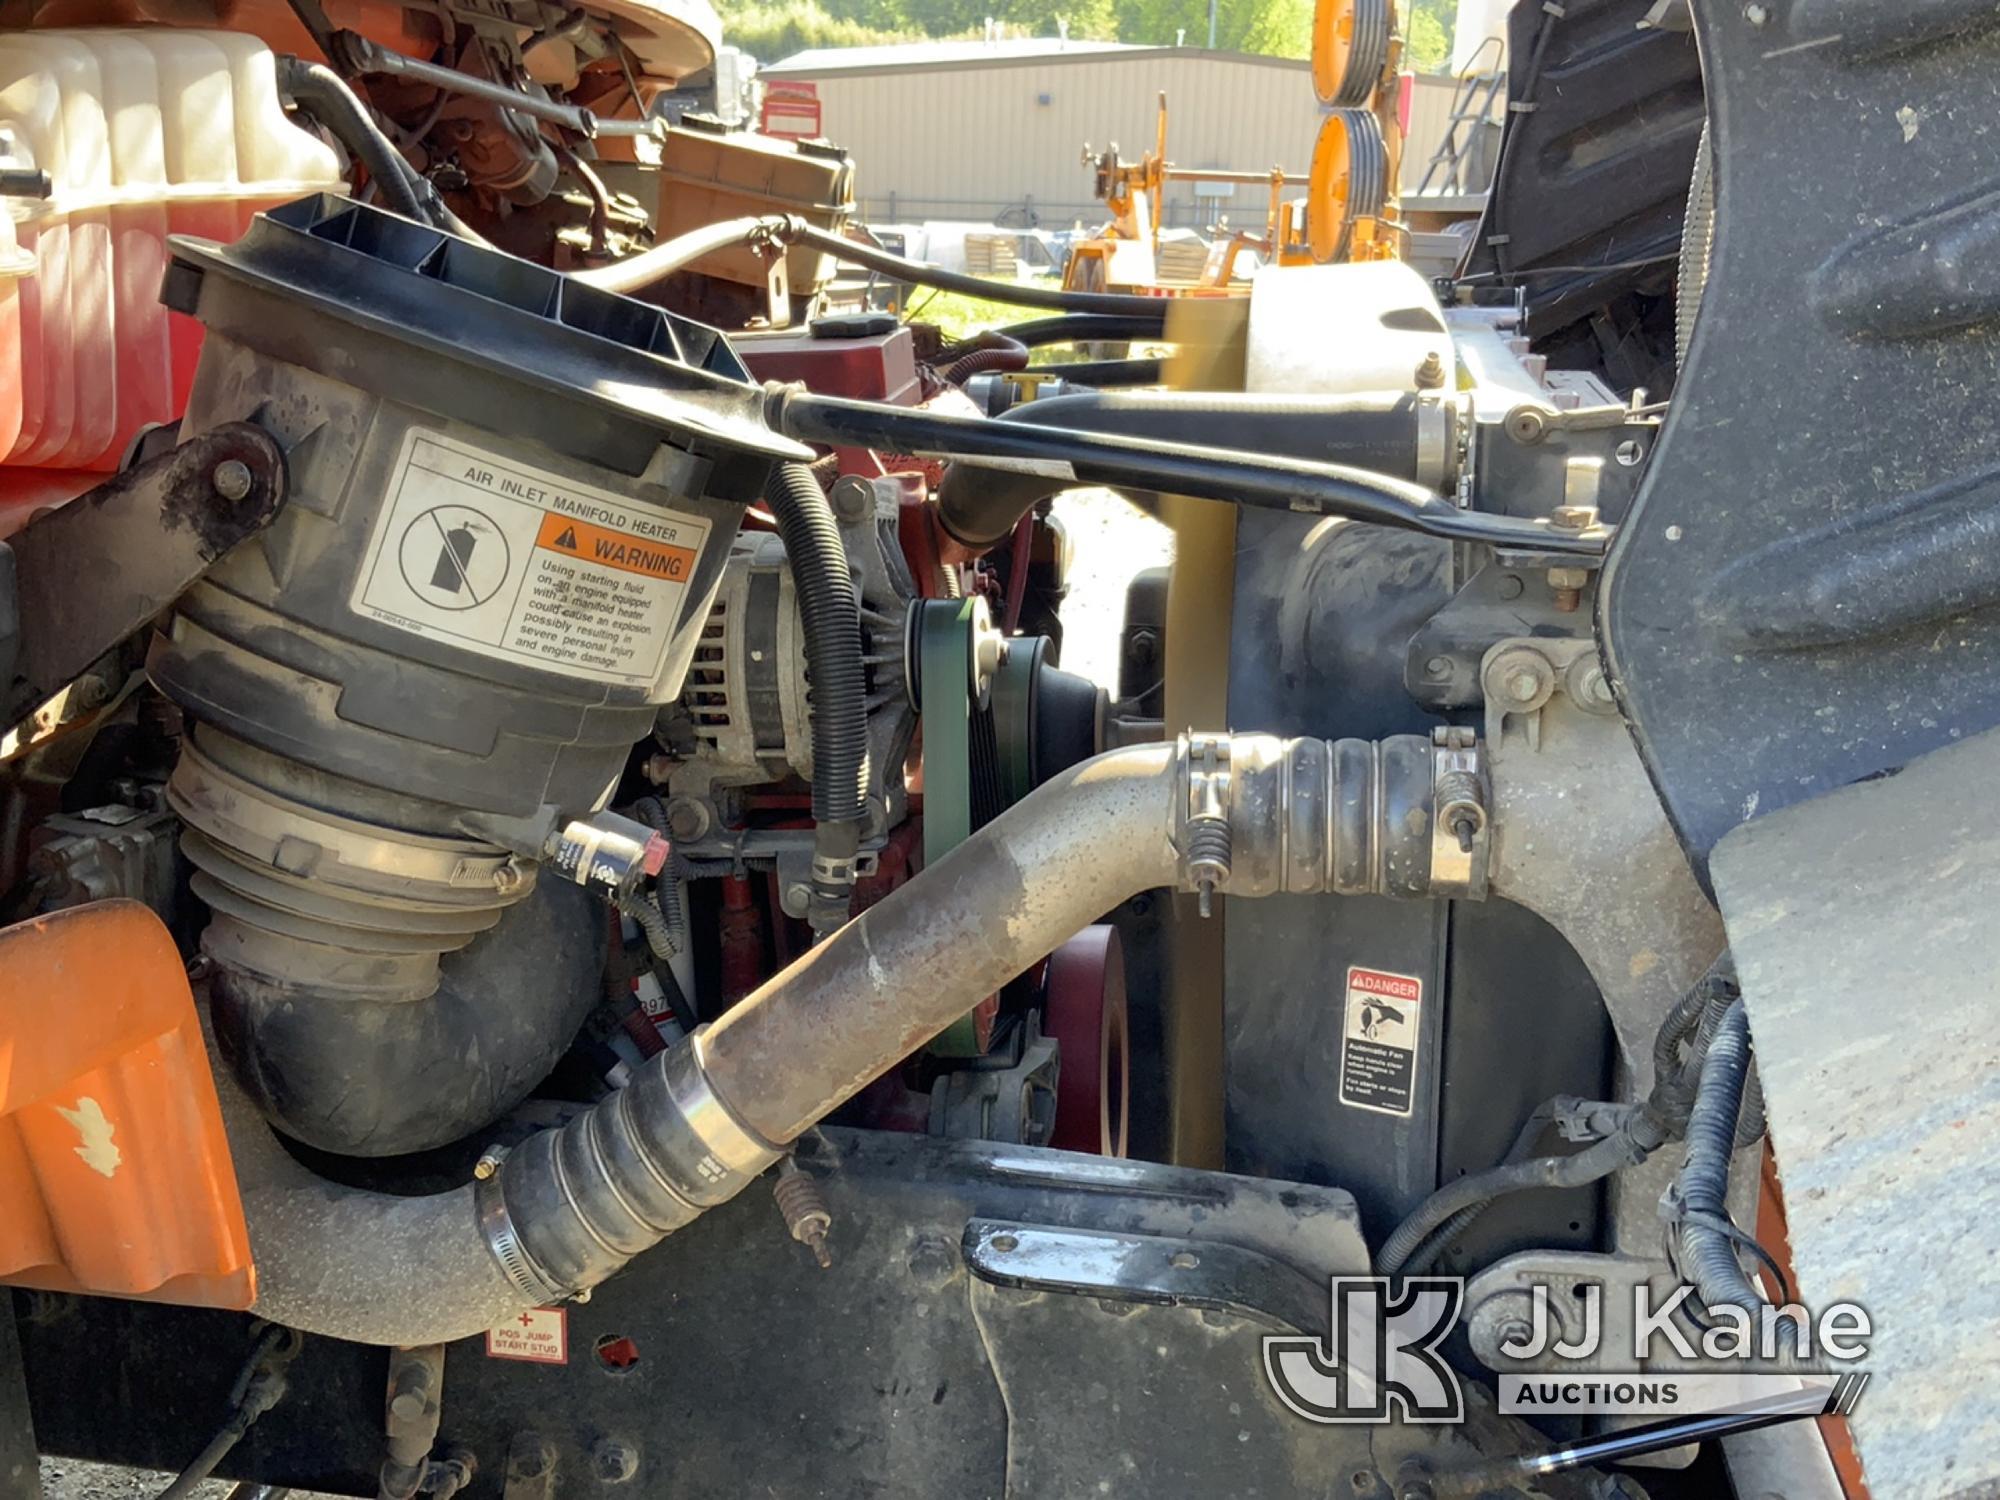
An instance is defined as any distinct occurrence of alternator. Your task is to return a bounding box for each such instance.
[653,475,920,850]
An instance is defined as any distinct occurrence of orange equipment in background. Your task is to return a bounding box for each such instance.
[0,901,253,1311]
[1062,0,1405,298]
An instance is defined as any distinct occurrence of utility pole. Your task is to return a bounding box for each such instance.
[1206,0,1217,48]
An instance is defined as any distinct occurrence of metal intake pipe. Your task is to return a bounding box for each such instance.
[229,733,1470,1342]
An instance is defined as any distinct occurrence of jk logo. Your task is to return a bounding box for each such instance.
[1263,1277,1465,1424]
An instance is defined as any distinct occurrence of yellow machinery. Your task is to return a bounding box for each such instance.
[1063,0,1405,295]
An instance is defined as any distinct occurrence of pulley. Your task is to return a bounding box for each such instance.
[1308,108,1390,264]
[1312,0,1393,109]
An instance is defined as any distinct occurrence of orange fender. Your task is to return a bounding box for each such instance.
[0,901,252,1310]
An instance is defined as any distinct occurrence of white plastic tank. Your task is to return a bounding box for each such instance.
[0,29,343,484]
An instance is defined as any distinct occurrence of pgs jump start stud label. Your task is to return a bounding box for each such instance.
[485,1306,569,1365]
[1338,966,1422,1118]
[350,428,712,688]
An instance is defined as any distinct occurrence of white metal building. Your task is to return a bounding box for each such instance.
[761,39,1326,230]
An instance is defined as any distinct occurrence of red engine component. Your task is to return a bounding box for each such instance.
[1045,927,1129,1157]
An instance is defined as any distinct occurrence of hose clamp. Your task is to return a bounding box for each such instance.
[476,1172,569,1307]
[670,1031,785,1184]
[1430,726,1490,900]
[1180,734,1234,918]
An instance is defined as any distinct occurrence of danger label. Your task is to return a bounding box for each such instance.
[1339,966,1421,1118]
[349,429,712,688]
[485,1306,568,1364]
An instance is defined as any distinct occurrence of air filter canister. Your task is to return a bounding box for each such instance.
[148,196,810,1111]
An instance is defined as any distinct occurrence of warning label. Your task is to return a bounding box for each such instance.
[349,429,712,688]
[1339,966,1421,1118]
[485,1306,569,1364]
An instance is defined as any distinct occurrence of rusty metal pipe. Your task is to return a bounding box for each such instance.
[705,741,1180,1142]
[224,735,1448,1341]
[485,734,1445,1306]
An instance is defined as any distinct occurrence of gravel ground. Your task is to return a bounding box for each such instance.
[37,1461,233,1500]
[33,486,1172,1500]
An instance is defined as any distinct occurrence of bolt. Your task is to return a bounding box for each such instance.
[1495,573,1525,601]
[1744,2,1770,24]
[1451,813,1478,853]
[1504,406,1549,445]
[493,860,528,894]
[782,881,812,919]
[1615,438,1646,467]
[1423,655,1452,680]
[1505,669,1542,704]
[664,797,711,843]
[592,1439,639,1485]
[773,1158,834,1268]
[1547,565,1589,613]
[1414,351,1447,390]
[1569,659,1618,711]
[1169,1249,1199,1270]
[1550,504,1598,531]
[473,1145,508,1180]
[828,474,875,525]
[211,459,254,502]
[906,1234,957,1287]
[389,1387,429,1423]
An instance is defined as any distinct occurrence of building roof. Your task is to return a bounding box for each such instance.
[763,38,1305,77]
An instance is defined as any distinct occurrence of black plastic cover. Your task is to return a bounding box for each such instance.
[1461,0,1703,346]
[162,194,806,477]
[1602,1,2000,871]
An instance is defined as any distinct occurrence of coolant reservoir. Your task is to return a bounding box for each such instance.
[0,197,29,463]
[0,30,341,481]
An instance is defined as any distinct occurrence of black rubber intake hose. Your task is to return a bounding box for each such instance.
[210,880,603,1156]
[918,389,1456,550]
[763,461,869,931]
[1676,1001,1801,1359]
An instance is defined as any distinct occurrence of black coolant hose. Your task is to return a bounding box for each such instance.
[1375,1110,1666,1277]
[942,336,1030,385]
[276,58,430,223]
[764,462,868,935]
[789,222,1172,319]
[1032,356,1165,387]
[768,388,1541,554]
[996,312,1172,347]
[573,217,1173,319]
[1676,1001,1801,1357]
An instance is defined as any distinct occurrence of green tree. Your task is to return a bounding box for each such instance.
[880,0,1117,38]
[1405,3,1449,71]
[718,0,914,61]
[1402,0,1456,72]
[1113,0,1311,55]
